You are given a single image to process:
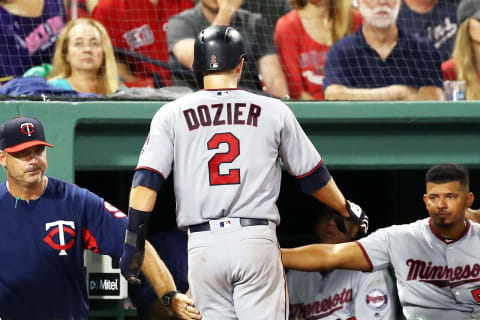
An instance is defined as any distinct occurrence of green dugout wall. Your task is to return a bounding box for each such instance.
[1,100,480,319]
[1,100,480,183]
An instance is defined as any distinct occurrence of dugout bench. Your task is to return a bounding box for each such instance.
[1,100,480,319]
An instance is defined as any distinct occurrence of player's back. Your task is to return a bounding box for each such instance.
[139,88,321,229]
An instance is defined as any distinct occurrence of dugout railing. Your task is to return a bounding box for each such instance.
[1,100,480,184]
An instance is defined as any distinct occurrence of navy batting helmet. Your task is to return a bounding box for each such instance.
[193,25,246,89]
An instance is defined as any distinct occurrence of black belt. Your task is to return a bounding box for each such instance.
[189,218,269,233]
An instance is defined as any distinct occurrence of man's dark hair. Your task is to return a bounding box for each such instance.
[425,163,470,188]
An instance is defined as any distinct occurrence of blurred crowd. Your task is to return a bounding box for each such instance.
[0,0,478,100]
[0,1,479,319]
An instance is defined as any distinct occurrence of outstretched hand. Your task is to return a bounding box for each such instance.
[119,242,144,285]
[170,293,202,320]
[345,200,369,234]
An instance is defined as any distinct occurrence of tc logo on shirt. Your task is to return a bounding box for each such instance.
[43,220,76,255]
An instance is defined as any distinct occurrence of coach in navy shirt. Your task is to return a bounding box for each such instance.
[324,0,444,101]
[0,116,199,320]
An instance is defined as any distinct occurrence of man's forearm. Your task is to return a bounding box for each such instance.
[325,84,414,101]
[258,54,288,98]
[283,242,371,272]
[142,241,176,296]
[212,9,235,25]
[415,86,444,101]
[312,178,348,218]
[282,244,334,271]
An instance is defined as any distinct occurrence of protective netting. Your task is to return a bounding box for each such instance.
[0,0,473,101]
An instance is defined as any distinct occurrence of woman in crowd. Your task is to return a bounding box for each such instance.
[48,17,120,95]
[0,0,66,82]
[274,0,362,100]
[441,0,480,100]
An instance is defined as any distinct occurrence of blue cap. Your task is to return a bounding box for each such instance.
[0,117,53,153]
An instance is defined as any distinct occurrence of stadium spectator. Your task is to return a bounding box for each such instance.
[47,18,121,95]
[397,0,461,62]
[92,0,194,88]
[323,0,444,101]
[274,0,362,100]
[0,0,66,83]
[166,0,289,98]
[287,201,397,319]
[441,0,480,100]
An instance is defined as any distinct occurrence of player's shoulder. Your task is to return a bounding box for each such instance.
[468,219,480,233]
[152,92,197,118]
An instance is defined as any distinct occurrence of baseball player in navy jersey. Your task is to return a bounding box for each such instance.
[287,203,397,320]
[283,163,480,320]
[0,116,199,320]
[120,25,368,320]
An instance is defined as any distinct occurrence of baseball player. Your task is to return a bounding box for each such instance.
[283,163,480,320]
[119,25,368,320]
[0,116,199,319]
[287,203,397,320]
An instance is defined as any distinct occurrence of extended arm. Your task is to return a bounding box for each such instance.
[257,54,289,98]
[415,86,444,100]
[170,0,243,71]
[120,186,157,284]
[281,242,371,272]
[325,84,419,101]
[142,241,202,320]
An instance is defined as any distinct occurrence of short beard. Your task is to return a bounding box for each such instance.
[360,1,400,29]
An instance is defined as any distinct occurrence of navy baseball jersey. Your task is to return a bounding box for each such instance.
[0,177,127,319]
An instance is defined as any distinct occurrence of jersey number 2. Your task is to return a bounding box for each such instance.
[208,133,240,185]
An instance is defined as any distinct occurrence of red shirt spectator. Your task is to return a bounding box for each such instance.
[274,3,362,100]
[442,59,480,81]
[92,0,193,87]
[441,58,457,80]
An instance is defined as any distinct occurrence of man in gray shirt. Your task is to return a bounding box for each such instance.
[166,0,288,98]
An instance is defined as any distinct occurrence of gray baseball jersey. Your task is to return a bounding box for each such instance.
[137,89,324,229]
[287,268,396,319]
[358,218,480,320]
[137,88,329,320]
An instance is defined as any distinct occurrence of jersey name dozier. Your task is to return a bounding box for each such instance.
[183,103,262,131]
